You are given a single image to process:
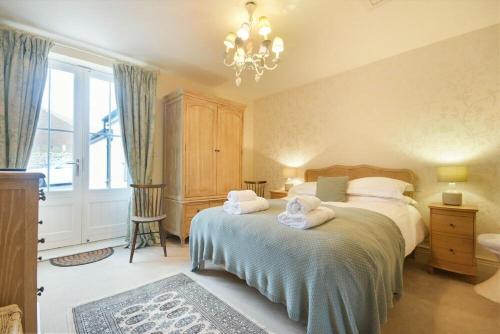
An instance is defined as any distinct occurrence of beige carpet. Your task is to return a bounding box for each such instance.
[37,241,499,334]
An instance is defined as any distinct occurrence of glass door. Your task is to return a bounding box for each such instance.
[83,71,129,243]
[28,61,83,250]
[28,59,130,250]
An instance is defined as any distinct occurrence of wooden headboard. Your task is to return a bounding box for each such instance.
[304,164,417,186]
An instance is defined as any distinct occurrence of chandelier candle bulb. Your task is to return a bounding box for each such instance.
[223,1,284,86]
[237,23,250,41]
[258,16,271,37]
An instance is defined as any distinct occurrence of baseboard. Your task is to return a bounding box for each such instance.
[38,237,126,261]
[414,244,499,276]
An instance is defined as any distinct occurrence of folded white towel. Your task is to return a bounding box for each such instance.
[278,206,335,229]
[227,190,258,203]
[223,197,270,215]
[286,195,321,215]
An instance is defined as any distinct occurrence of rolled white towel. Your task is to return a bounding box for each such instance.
[223,197,270,215]
[278,206,335,229]
[227,190,257,202]
[286,195,321,215]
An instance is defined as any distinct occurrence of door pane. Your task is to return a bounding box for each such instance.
[89,75,128,189]
[89,136,107,189]
[49,130,74,191]
[27,129,49,188]
[89,77,111,134]
[110,136,127,188]
[50,69,74,131]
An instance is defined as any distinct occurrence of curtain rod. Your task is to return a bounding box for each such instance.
[53,41,119,63]
[1,20,163,73]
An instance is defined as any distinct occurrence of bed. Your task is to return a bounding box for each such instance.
[190,165,426,334]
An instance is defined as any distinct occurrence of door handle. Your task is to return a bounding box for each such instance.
[66,159,81,177]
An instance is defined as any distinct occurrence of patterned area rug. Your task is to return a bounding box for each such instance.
[50,247,114,267]
[73,273,268,334]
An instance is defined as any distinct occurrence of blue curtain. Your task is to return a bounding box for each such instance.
[0,29,53,168]
[113,63,157,248]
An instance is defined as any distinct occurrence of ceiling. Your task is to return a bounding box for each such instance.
[0,0,499,100]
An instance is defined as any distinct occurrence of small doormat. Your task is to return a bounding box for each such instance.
[50,247,114,267]
[73,273,268,334]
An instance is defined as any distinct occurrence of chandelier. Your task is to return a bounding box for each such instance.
[223,1,284,86]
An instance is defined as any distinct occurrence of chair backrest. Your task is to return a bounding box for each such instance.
[130,184,166,218]
[244,180,267,197]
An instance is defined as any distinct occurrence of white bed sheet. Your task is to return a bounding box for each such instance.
[324,196,426,256]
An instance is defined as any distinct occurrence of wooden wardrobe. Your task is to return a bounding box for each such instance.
[0,172,44,333]
[163,89,245,244]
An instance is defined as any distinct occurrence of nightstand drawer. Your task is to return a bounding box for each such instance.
[431,212,474,237]
[432,245,474,266]
[432,233,474,253]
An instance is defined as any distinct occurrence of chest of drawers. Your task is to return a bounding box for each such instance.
[428,203,478,278]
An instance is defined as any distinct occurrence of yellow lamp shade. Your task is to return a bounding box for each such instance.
[224,32,236,49]
[437,166,468,182]
[282,167,297,178]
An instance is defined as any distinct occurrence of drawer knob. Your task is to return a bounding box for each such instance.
[449,248,455,254]
[38,220,43,225]
[38,238,45,244]
[39,189,46,201]
[37,286,44,296]
[37,256,42,261]
[196,209,200,213]
[449,223,455,228]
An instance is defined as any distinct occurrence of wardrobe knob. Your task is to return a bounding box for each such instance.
[37,256,42,261]
[37,286,44,296]
[38,238,45,244]
[38,220,43,225]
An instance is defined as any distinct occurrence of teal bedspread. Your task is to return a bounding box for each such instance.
[190,199,405,334]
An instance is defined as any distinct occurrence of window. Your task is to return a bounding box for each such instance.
[27,60,128,191]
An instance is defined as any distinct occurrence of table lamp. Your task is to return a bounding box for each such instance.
[282,167,297,191]
[437,166,468,206]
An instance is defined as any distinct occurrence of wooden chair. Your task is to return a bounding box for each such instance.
[244,180,267,197]
[129,184,167,263]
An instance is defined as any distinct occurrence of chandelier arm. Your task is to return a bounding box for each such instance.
[263,63,278,71]
[223,58,236,67]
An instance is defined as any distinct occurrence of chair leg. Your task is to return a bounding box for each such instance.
[129,223,139,263]
[160,221,167,257]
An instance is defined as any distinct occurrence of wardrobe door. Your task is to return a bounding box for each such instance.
[216,105,243,195]
[184,97,217,197]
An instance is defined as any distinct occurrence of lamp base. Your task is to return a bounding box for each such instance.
[442,192,462,206]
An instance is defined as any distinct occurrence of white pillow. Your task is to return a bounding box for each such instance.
[347,177,412,201]
[287,182,317,198]
[348,194,418,206]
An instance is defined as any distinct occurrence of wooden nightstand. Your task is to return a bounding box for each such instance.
[270,189,288,199]
[428,203,478,279]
